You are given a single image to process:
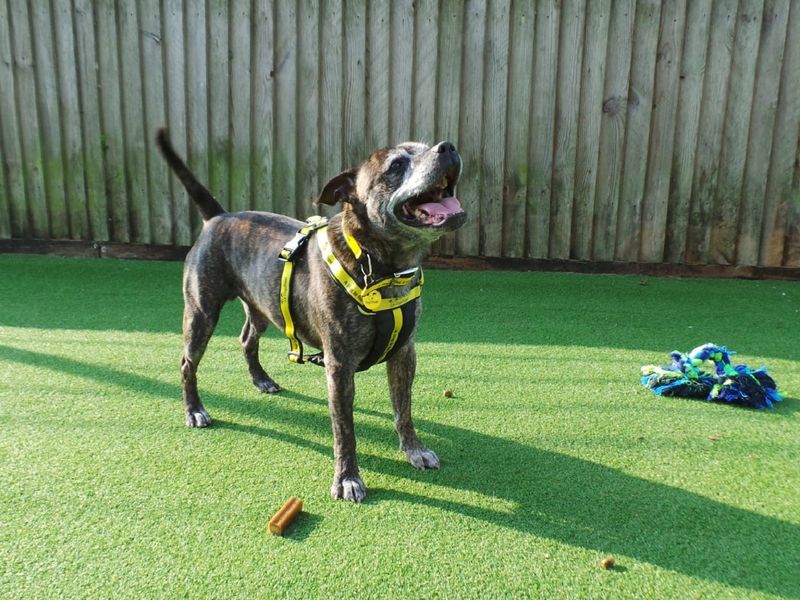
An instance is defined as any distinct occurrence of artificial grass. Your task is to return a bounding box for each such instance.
[1,254,798,599]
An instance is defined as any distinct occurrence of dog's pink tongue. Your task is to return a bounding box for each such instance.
[416,196,463,217]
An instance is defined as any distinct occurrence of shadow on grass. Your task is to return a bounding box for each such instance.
[2,343,798,598]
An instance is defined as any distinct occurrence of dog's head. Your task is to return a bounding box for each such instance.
[317,141,467,241]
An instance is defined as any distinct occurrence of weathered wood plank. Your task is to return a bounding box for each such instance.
[208,1,230,208]
[640,0,687,263]
[8,0,49,238]
[412,0,438,144]
[343,0,367,168]
[367,1,390,149]
[95,0,129,242]
[319,0,344,219]
[272,1,297,217]
[433,0,463,256]
[73,0,108,241]
[550,0,584,260]
[297,0,319,218]
[737,1,790,265]
[29,0,68,239]
[760,0,800,266]
[685,0,738,264]
[664,1,711,263]
[480,0,509,257]
[456,0,486,257]
[614,0,660,262]
[162,0,191,245]
[528,0,561,258]
[571,0,610,260]
[229,0,252,213]
[502,0,535,258]
[185,0,209,236]
[117,1,150,242]
[708,0,764,265]
[252,0,274,213]
[0,1,27,238]
[139,0,172,245]
[390,0,413,144]
[591,0,634,260]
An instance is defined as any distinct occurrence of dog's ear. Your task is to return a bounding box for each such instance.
[316,170,357,206]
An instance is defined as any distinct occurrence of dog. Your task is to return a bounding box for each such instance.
[156,129,466,502]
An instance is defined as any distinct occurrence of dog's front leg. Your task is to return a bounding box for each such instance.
[387,344,440,470]
[326,361,366,502]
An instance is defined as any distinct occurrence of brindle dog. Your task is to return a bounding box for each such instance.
[156,129,466,502]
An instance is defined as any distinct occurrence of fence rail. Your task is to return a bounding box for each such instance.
[0,0,798,267]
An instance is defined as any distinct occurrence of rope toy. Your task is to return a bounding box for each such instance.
[641,343,782,409]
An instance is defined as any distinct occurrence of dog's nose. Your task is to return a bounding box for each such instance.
[432,141,457,154]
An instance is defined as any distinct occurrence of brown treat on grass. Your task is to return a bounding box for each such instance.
[600,556,615,570]
[443,389,453,398]
[268,496,303,536]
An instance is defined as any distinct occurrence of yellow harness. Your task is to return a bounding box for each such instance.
[278,216,423,370]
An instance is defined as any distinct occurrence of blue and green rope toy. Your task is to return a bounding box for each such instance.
[641,343,782,409]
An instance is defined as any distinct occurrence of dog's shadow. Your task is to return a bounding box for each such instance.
[2,343,798,599]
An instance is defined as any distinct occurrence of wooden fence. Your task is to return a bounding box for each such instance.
[0,0,798,268]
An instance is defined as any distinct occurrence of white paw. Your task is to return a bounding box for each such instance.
[331,476,366,503]
[186,409,212,428]
[406,447,440,470]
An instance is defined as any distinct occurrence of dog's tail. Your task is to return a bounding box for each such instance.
[155,128,225,221]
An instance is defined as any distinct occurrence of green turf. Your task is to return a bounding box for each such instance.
[1,254,798,599]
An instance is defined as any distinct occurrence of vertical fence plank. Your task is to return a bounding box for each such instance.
[29,1,68,239]
[297,0,319,218]
[591,0,634,260]
[571,0,610,260]
[456,0,486,257]
[185,1,208,237]
[8,0,48,238]
[208,1,230,208]
[737,1,790,265]
[118,1,150,242]
[390,0,413,144]
[0,0,15,238]
[760,0,800,266]
[664,2,711,263]
[480,0,509,257]
[272,1,296,217]
[708,0,764,265]
[412,0,438,144]
[163,0,190,245]
[434,0,463,256]
[230,0,252,213]
[501,0,535,258]
[686,0,738,264]
[53,0,89,240]
[367,1,390,148]
[550,0,584,260]
[139,0,171,244]
[640,0,687,263]
[528,0,559,258]
[614,0,660,262]
[319,0,344,219]
[73,0,108,241]
[343,0,367,168]
[95,1,129,242]
[252,0,274,213]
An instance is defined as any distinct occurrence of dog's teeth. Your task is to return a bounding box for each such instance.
[437,177,448,190]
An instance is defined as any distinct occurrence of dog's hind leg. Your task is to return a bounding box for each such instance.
[240,301,281,393]
[181,298,222,428]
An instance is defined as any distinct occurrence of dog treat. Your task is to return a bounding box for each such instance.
[600,557,615,570]
[268,496,303,536]
[443,389,453,398]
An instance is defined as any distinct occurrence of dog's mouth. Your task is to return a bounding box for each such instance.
[394,176,465,228]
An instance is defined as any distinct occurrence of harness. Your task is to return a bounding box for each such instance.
[278,216,423,372]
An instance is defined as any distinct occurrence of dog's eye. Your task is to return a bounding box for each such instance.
[388,157,407,174]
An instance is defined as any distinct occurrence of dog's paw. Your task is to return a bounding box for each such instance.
[186,409,212,428]
[406,447,440,470]
[331,475,366,503]
[253,375,281,394]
